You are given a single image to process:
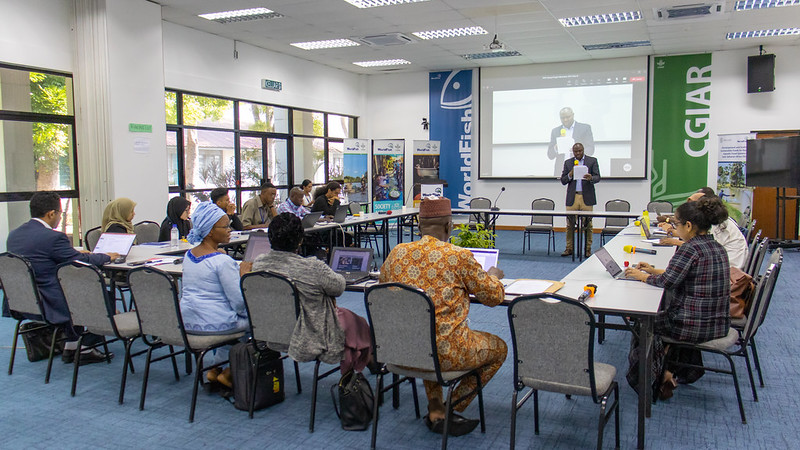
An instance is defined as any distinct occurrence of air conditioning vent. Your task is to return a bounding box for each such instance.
[358,33,413,46]
[655,2,724,20]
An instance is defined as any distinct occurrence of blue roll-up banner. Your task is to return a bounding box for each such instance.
[343,138,370,205]
[429,70,473,208]
[372,139,405,212]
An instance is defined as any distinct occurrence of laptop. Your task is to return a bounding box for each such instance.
[301,211,324,229]
[93,233,137,264]
[329,247,374,284]
[640,219,672,246]
[594,246,639,281]
[332,204,349,223]
[242,232,272,262]
[466,248,500,271]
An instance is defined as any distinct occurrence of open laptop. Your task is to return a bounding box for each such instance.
[594,246,639,281]
[332,204,349,223]
[242,232,272,262]
[301,211,323,229]
[640,219,672,246]
[329,247,374,284]
[466,248,500,271]
[93,233,137,264]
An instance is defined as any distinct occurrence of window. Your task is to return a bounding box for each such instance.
[0,64,79,245]
[167,89,356,212]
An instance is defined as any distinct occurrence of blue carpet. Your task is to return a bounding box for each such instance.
[1,230,798,449]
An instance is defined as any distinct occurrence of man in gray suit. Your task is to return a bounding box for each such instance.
[548,107,594,176]
[560,143,600,257]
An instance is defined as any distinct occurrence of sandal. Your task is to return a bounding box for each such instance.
[206,367,221,384]
[217,367,233,389]
[658,378,678,400]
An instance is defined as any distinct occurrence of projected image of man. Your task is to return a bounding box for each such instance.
[548,107,594,176]
[561,142,600,258]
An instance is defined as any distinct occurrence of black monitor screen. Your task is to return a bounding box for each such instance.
[746,137,800,188]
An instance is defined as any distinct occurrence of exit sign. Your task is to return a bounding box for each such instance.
[261,79,282,91]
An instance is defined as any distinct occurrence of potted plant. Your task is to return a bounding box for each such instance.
[449,223,496,248]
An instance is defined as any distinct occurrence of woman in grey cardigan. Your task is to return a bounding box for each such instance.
[252,213,371,372]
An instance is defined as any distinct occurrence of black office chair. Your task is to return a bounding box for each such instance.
[522,198,555,255]
[600,200,630,245]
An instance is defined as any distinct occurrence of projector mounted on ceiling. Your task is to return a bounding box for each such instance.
[655,2,724,20]
[485,34,505,52]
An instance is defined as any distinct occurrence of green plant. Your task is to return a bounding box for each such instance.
[449,223,496,248]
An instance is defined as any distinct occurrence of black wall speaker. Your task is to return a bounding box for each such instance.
[748,54,775,93]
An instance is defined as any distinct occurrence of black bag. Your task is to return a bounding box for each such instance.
[230,341,285,411]
[331,370,375,431]
[19,322,63,362]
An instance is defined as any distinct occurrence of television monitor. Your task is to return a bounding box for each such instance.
[746,136,800,187]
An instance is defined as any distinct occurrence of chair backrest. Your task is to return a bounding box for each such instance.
[604,199,630,227]
[348,202,361,215]
[240,271,300,351]
[741,229,762,271]
[365,283,442,380]
[646,201,673,215]
[84,226,102,252]
[741,263,777,342]
[508,293,601,402]
[127,267,188,348]
[134,220,161,244]
[745,219,757,244]
[57,261,117,336]
[745,236,768,277]
[530,198,555,226]
[468,197,492,224]
[753,248,783,330]
[0,252,46,320]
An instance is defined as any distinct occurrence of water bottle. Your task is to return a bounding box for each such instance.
[170,224,179,248]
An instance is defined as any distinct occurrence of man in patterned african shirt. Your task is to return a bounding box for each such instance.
[380,197,507,435]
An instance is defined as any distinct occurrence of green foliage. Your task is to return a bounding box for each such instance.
[165,91,177,124]
[181,94,231,126]
[246,103,275,132]
[29,73,70,187]
[449,223,496,249]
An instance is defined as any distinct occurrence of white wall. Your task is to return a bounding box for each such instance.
[0,0,74,72]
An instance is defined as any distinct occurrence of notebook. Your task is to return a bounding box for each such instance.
[329,247,373,284]
[243,232,272,262]
[594,246,639,281]
[301,211,323,229]
[466,248,499,271]
[93,233,137,264]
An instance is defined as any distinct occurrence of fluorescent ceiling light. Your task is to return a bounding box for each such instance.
[412,26,488,40]
[726,27,800,38]
[343,0,430,8]
[559,11,642,27]
[198,7,282,23]
[462,50,522,60]
[583,40,651,50]
[291,39,361,50]
[735,0,799,10]
[353,59,411,67]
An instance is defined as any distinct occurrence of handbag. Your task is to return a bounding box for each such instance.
[330,370,375,431]
[19,322,63,362]
[729,266,755,319]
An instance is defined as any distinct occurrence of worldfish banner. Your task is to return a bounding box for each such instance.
[372,139,404,212]
[343,138,370,205]
[412,140,441,205]
[651,54,712,205]
[430,70,473,208]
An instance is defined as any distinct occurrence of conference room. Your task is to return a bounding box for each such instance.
[1,0,799,448]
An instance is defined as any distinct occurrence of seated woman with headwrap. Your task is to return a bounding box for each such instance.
[180,201,251,387]
[158,196,192,242]
[102,198,137,236]
[252,213,371,374]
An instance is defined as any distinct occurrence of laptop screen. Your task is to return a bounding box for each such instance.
[243,233,271,262]
[330,247,373,272]
[466,248,499,271]
[93,233,136,256]
[594,247,623,277]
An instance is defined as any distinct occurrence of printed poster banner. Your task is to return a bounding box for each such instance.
[718,133,756,226]
[651,54,712,205]
[372,139,404,212]
[429,70,473,208]
[412,140,441,205]
[343,138,370,205]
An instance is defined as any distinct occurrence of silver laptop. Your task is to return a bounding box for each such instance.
[641,219,671,245]
[301,211,323,229]
[594,246,639,281]
[93,233,137,263]
[329,247,373,284]
[242,233,272,262]
[466,248,499,271]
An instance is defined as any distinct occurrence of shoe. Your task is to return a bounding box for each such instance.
[424,413,480,437]
[585,250,592,258]
[658,378,678,401]
[64,349,114,365]
[561,249,573,257]
[206,367,221,384]
[217,367,233,389]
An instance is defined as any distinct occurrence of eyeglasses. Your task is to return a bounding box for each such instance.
[213,225,231,229]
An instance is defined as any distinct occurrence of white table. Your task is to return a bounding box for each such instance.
[304,208,419,257]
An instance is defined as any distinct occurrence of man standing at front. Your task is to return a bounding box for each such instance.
[379,197,507,436]
[561,142,601,257]
[548,107,594,176]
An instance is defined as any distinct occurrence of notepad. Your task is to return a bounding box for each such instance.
[504,279,556,296]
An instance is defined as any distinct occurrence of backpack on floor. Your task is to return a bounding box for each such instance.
[230,341,285,411]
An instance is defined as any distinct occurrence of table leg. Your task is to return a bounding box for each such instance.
[637,315,654,449]
[383,219,390,258]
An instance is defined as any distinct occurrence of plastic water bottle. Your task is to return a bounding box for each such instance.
[170,224,179,248]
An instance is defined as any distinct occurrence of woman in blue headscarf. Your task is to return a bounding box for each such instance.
[180,201,251,387]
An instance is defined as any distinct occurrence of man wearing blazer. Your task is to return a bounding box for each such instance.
[560,143,601,257]
[548,107,595,177]
[6,191,118,364]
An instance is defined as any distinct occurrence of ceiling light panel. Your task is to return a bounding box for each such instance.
[412,26,488,40]
[583,41,651,50]
[353,59,412,67]
[290,39,361,50]
[462,50,522,60]
[726,27,800,38]
[198,8,282,24]
[559,11,642,27]
[343,0,430,8]
[734,0,800,10]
